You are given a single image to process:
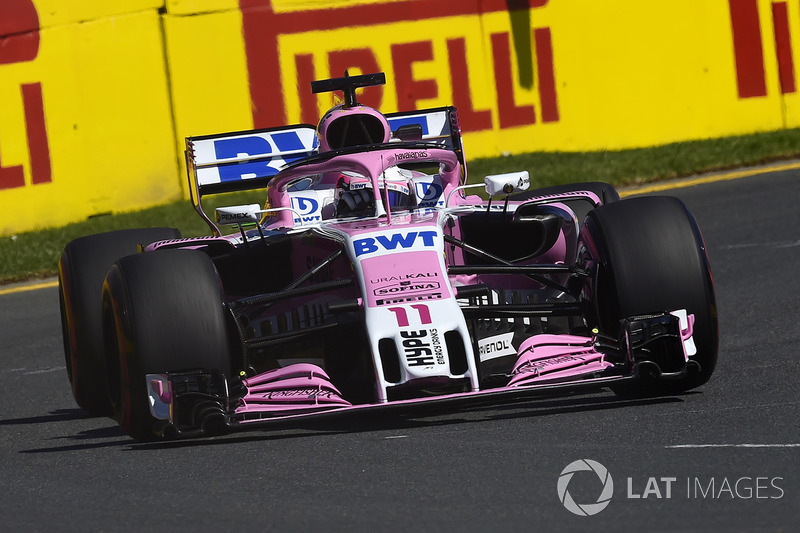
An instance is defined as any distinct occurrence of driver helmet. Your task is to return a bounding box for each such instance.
[334,167,415,217]
[318,104,391,152]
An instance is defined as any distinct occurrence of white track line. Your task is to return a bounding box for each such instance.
[667,444,800,449]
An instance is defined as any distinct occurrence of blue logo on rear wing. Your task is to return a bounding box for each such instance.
[188,125,319,195]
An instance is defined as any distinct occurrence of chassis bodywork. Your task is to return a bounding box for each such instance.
[59,73,716,440]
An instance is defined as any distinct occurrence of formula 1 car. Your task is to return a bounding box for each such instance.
[58,72,717,441]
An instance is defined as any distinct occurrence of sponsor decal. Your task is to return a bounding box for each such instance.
[192,128,317,189]
[264,388,339,400]
[352,229,437,257]
[394,150,428,161]
[218,212,253,222]
[478,332,516,362]
[370,272,439,284]
[209,130,312,182]
[400,328,444,367]
[373,280,441,296]
[517,354,587,376]
[430,328,445,365]
[292,196,319,214]
[376,293,442,306]
[415,181,444,206]
[291,195,321,224]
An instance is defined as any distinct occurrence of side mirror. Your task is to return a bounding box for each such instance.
[215,204,262,225]
[484,171,530,196]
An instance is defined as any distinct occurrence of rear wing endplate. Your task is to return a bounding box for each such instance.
[386,106,466,175]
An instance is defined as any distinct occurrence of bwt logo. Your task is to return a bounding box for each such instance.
[291,196,321,224]
[291,196,319,215]
[415,181,443,206]
[352,230,438,257]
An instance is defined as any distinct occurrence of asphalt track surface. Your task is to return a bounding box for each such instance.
[1,169,798,532]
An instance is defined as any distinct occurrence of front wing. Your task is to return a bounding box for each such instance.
[144,311,697,439]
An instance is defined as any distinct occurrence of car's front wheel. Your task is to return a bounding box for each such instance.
[581,196,718,395]
[103,249,233,440]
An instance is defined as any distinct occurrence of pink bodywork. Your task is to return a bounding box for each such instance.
[150,142,636,422]
[508,334,612,387]
[231,333,614,420]
[236,364,351,416]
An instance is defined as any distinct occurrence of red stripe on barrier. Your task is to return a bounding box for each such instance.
[22,82,51,185]
[0,161,25,190]
[0,0,40,65]
[534,27,559,123]
[447,37,493,132]
[492,32,536,128]
[239,0,548,29]
[296,53,319,124]
[771,2,795,94]
[241,5,285,126]
[392,41,438,111]
[728,0,767,98]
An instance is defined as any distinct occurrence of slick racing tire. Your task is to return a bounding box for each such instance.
[102,249,232,441]
[582,196,718,395]
[58,227,181,416]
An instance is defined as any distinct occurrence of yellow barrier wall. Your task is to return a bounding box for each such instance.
[1,0,179,236]
[1,0,797,235]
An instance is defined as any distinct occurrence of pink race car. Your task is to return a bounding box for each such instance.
[58,72,717,440]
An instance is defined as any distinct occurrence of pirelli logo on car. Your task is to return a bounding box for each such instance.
[239,0,559,136]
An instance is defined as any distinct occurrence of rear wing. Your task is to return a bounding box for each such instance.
[185,125,318,233]
[185,107,466,234]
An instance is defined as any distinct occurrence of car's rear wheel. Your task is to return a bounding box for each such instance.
[103,249,233,441]
[581,196,718,395]
[58,228,180,416]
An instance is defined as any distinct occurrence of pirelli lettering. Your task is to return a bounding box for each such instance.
[240,1,559,132]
